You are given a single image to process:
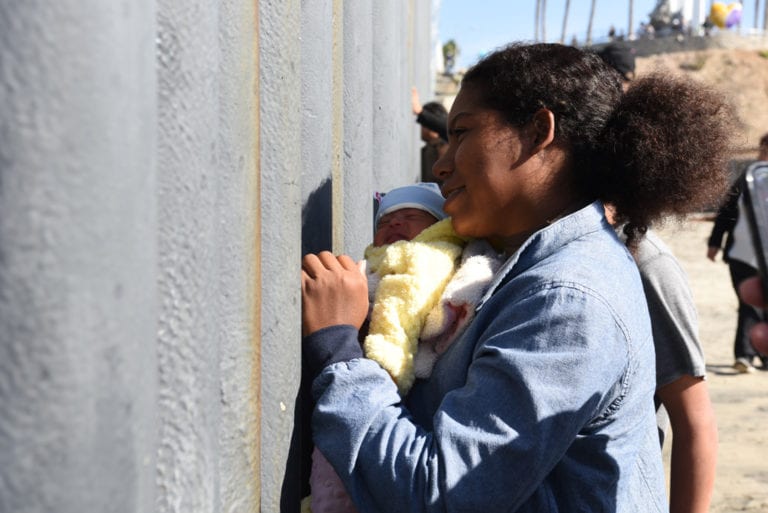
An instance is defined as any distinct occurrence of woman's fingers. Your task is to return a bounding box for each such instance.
[337,254,361,271]
[317,251,343,269]
[302,251,342,278]
[301,252,369,336]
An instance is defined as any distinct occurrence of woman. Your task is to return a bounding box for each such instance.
[301,43,734,512]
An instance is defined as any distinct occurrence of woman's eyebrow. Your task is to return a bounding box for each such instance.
[447,111,475,132]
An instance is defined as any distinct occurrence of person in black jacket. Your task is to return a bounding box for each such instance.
[707,133,768,372]
[596,43,636,85]
[411,87,448,183]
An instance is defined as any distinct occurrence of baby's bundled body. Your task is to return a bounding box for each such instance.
[305,183,504,513]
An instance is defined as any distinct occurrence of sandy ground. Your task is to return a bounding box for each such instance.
[656,216,768,512]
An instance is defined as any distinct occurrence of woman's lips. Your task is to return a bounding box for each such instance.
[442,185,464,199]
[442,186,465,210]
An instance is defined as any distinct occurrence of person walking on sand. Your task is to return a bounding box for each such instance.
[707,132,768,373]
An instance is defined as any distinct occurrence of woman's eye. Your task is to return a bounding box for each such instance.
[449,128,467,139]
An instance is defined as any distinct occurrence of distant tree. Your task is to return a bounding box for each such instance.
[442,39,459,75]
[561,0,571,43]
[764,0,768,31]
[586,0,597,46]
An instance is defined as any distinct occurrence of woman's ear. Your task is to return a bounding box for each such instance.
[528,108,556,155]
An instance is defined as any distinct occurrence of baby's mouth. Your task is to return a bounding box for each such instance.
[385,233,408,244]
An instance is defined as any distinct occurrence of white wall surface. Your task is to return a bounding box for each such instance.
[0,1,435,512]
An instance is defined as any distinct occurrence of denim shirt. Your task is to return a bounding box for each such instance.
[307,201,667,513]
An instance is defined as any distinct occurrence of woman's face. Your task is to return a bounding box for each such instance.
[434,85,559,249]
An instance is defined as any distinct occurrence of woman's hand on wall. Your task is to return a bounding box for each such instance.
[301,252,369,336]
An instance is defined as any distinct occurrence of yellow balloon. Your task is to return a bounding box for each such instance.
[710,2,727,29]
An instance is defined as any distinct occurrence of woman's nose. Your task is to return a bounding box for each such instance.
[432,151,452,181]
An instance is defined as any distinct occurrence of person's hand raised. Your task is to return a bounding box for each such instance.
[411,86,423,115]
[301,252,369,336]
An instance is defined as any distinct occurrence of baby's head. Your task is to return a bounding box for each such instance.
[374,183,447,246]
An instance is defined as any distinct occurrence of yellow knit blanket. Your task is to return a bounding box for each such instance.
[362,218,466,395]
[302,218,504,513]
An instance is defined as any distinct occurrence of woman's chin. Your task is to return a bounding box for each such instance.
[449,216,478,238]
[442,188,464,214]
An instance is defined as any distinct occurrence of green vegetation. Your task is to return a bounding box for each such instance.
[442,39,459,74]
[679,54,708,71]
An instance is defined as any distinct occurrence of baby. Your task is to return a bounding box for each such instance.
[306,183,504,513]
[366,184,506,387]
[363,183,466,394]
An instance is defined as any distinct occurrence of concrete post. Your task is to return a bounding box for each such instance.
[0,2,158,512]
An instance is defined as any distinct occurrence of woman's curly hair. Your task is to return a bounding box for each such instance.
[462,43,738,247]
[596,73,738,246]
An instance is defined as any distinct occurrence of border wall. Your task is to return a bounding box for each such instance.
[0,1,436,512]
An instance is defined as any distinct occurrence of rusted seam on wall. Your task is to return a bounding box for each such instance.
[331,0,344,253]
[250,0,262,510]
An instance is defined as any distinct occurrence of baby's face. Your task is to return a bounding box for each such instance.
[374,208,438,246]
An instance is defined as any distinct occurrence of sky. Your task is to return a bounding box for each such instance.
[437,0,765,70]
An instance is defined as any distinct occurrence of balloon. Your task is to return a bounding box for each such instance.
[725,3,742,28]
[710,2,727,29]
[710,2,743,30]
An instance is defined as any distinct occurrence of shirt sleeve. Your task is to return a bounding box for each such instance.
[638,249,706,386]
[707,181,740,248]
[310,283,636,512]
[303,325,364,383]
